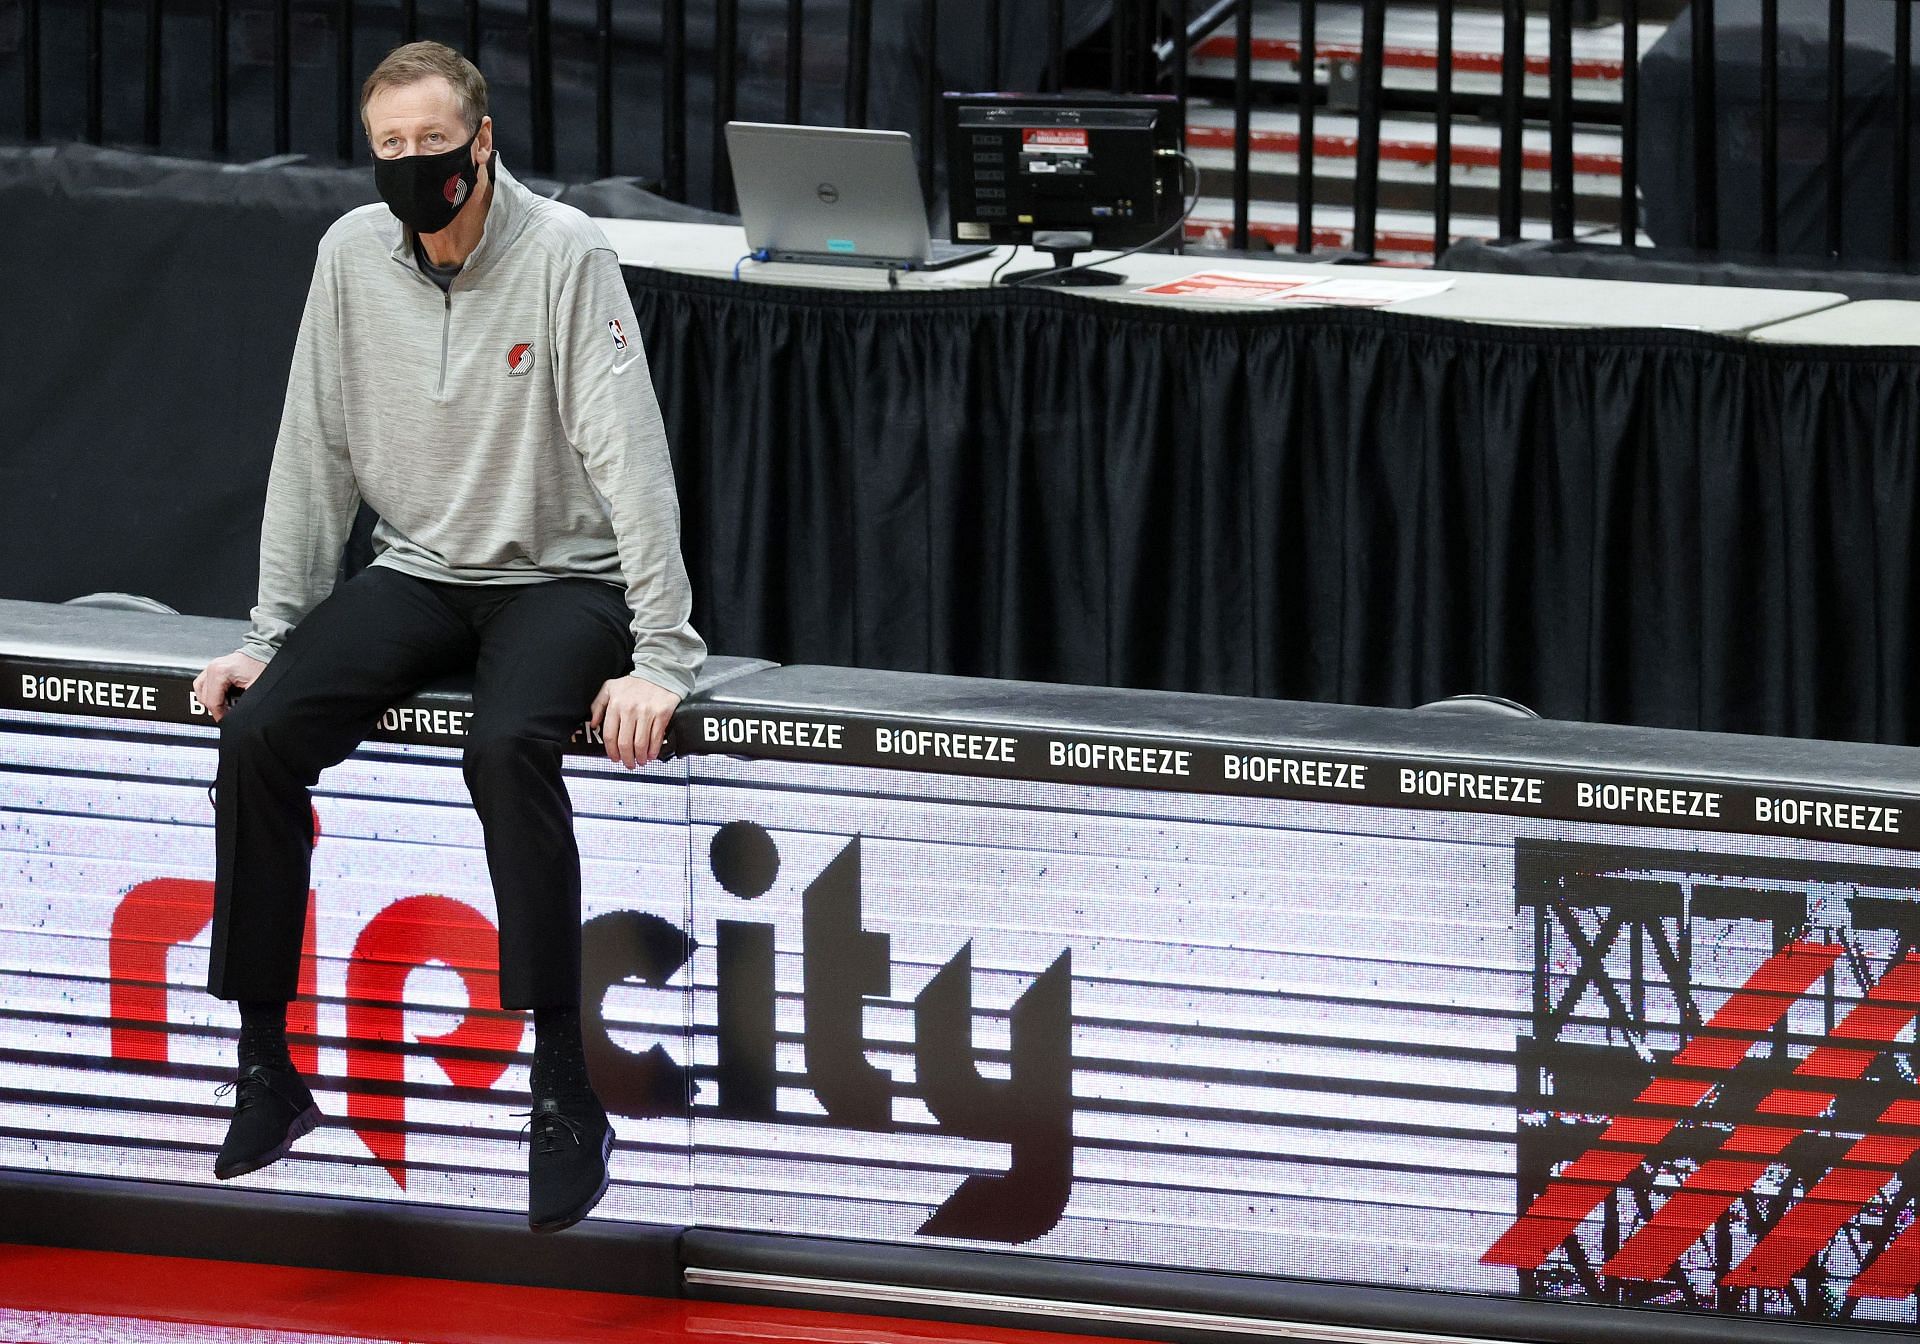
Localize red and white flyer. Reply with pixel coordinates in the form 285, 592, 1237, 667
1134, 271, 1322, 301
1274, 276, 1455, 307
1135, 271, 1455, 307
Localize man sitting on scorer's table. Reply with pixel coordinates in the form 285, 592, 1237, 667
191, 40, 703, 1233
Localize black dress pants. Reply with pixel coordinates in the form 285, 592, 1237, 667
207, 565, 634, 1010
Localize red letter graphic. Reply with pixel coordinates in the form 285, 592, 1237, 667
110, 878, 318, 1075
343, 895, 524, 1189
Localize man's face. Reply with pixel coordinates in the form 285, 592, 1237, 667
364, 76, 491, 164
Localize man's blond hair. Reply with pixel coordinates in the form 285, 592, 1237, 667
361, 41, 488, 135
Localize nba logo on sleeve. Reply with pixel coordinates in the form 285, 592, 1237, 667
608, 318, 628, 353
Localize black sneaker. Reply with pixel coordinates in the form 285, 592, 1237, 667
213, 1063, 322, 1180
518, 1093, 614, 1233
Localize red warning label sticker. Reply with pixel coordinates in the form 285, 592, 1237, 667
1021, 127, 1090, 153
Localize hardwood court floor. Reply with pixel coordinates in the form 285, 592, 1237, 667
0, 1245, 1133, 1344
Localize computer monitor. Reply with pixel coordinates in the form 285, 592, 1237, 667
944, 92, 1183, 286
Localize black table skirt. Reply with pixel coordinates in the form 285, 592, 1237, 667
629, 267, 1920, 746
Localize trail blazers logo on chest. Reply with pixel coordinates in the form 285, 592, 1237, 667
506, 343, 534, 377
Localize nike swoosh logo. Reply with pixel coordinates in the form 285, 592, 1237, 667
611, 354, 641, 375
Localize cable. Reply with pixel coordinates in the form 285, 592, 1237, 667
987, 247, 1019, 287
1001, 151, 1202, 289
732, 249, 769, 281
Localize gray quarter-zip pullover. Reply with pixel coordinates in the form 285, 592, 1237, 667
241, 158, 705, 697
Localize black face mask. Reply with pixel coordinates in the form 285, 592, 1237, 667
374, 133, 486, 236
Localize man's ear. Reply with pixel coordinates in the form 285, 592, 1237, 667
474, 115, 494, 164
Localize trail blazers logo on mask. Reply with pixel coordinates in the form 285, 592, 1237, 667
445, 173, 469, 207
506, 343, 534, 377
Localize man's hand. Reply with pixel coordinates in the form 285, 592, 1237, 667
590, 674, 682, 769
193, 651, 267, 724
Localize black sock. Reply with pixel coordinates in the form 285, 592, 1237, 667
530, 1006, 593, 1101
237, 1000, 293, 1071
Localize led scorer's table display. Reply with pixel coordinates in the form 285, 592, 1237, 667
2, 617, 1917, 1332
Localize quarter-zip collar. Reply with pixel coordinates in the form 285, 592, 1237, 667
386, 156, 536, 288
378, 158, 538, 401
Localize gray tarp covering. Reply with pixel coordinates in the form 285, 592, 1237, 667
1639, 0, 1920, 260
1438, 237, 1920, 300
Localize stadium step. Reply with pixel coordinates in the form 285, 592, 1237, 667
1174, 2, 1660, 258
1185, 104, 1624, 193
1181, 196, 1589, 265
1185, 1, 1664, 103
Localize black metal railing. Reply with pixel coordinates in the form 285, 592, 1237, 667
1168, 0, 1918, 265
3, 2, 1917, 268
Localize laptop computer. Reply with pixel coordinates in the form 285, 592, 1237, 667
724, 121, 997, 271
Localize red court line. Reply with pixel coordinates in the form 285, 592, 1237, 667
0, 1246, 1124, 1344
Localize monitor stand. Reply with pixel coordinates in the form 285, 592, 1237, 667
1001, 230, 1128, 287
